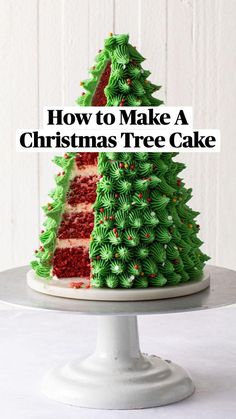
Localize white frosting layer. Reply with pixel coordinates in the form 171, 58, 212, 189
56, 238, 90, 249
71, 164, 98, 177
64, 203, 93, 213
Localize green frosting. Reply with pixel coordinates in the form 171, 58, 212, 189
106, 275, 119, 288
31, 153, 76, 278
85, 37, 210, 288
134, 277, 149, 288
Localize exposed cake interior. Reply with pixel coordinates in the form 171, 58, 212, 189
52, 153, 98, 279
91, 62, 111, 106
52, 63, 111, 280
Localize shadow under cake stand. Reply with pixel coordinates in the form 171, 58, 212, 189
0, 265, 236, 410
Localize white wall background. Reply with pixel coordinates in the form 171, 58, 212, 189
0, 0, 236, 272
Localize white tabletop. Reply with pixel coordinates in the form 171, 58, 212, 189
0, 305, 235, 418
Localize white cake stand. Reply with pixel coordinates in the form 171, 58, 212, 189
0, 265, 236, 410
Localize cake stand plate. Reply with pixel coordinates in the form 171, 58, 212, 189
0, 265, 236, 410
27, 269, 210, 301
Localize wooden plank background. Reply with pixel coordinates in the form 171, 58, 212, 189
0, 0, 236, 271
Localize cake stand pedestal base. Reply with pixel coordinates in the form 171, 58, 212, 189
42, 315, 194, 409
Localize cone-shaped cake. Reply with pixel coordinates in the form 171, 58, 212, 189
31, 33, 209, 289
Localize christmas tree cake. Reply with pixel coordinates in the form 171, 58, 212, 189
30, 33, 209, 291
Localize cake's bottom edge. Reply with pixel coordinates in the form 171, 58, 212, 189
26, 269, 210, 302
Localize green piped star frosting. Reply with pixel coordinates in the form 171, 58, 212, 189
31, 153, 76, 278
89, 152, 210, 288
82, 34, 209, 287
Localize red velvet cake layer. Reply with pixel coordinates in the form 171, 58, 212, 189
52, 247, 90, 278
92, 62, 111, 106
67, 175, 98, 206
75, 152, 98, 167
58, 212, 94, 239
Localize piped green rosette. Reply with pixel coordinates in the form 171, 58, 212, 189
75, 33, 209, 289
31, 153, 76, 278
